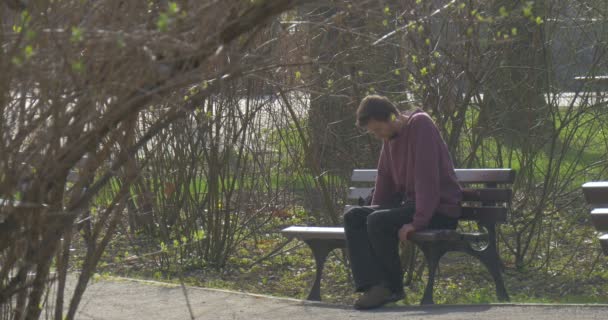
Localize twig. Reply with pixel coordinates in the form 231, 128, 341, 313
247, 238, 296, 270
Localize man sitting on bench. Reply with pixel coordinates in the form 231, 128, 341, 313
345, 95, 463, 309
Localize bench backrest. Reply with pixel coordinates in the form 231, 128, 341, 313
348, 169, 516, 225
582, 182, 608, 232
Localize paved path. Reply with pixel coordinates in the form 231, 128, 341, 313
70, 276, 608, 320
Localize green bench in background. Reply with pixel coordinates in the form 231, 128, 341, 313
582, 181, 608, 254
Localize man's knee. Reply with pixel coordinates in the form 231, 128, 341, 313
344, 207, 369, 228
366, 211, 385, 233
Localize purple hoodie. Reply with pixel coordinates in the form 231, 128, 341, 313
371, 109, 462, 230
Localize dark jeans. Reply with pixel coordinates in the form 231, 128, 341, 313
343, 205, 457, 294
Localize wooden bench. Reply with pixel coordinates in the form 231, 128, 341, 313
281, 168, 515, 304
582, 181, 608, 254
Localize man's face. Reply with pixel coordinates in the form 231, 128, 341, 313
364, 119, 395, 140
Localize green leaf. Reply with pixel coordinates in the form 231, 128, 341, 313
157, 13, 169, 32
394, 69, 401, 76
12, 56, 23, 66
467, 27, 474, 37
194, 230, 206, 241
535, 16, 544, 25
420, 67, 428, 76
26, 30, 36, 41
499, 6, 509, 18
71, 60, 84, 73
384, 6, 390, 15
511, 27, 518, 36
168, 2, 179, 14
24, 45, 34, 59
295, 71, 301, 80
116, 33, 126, 48
382, 19, 388, 27
20, 10, 30, 24
71, 27, 83, 43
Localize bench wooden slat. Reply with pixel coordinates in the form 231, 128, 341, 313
281, 226, 345, 240
348, 187, 373, 200
351, 169, 516, 184
460, 207, 507, 223
351, 169, 378, 182
591, 208, 608, 231
282, 226, 491, 243
454, 169, 516, 184
342, 205, 507, 223
462, 188, 512, 202
348, 187, 512, 203
410, 230, 489, 242
410, 230, 459, 241
582, 182, 608, 206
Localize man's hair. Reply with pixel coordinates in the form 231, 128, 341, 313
356, 95, 400, 127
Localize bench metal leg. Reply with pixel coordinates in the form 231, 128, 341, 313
303, 239, 342, 301
475, 225, 509, 302
418, 243, 447, 305
470, 248, 510, 302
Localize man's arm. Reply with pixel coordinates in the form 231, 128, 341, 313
371, 143, 395, 206
409, 115, 441, 231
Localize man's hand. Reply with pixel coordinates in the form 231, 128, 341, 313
398, 224, 416, 241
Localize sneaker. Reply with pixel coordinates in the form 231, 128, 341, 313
354, 285, 394, 310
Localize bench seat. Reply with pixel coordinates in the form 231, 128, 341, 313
282, 226, 489, 242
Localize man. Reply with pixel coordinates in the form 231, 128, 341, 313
344, 95, 462, 309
